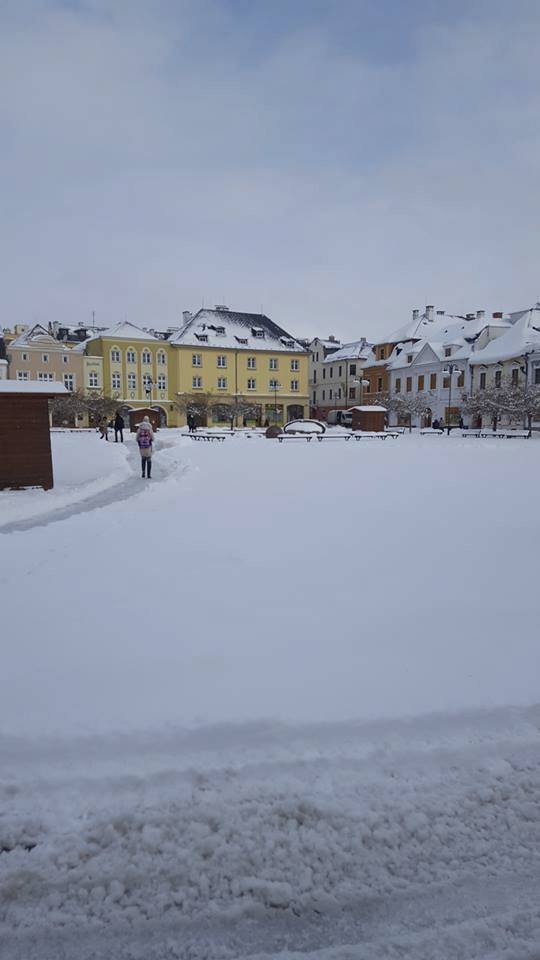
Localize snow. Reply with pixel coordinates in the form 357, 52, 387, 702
0, 431, 130, 524
170, 309, 307, 353
0, 380, 66, 394
469, 306, 540, 365
1, 433, 540, 958
86, 320, 161, 342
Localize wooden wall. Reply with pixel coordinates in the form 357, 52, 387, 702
0, 396, 54, 490
351, 408, 386, 433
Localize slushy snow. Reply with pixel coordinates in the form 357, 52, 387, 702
1, 430, 539, 959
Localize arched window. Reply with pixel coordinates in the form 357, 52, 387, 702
142, 350, 152, 364
111, 346, 121, 363
157, 350, 166, 366
126, 348, 136, 364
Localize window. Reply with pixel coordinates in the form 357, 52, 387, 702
142, 350, 152, 364
291, 380, 299, 392
364, 380, 371, 393
407, 354, 413, 364
443, 377, 450, 389
457, 371, 465, 388
217, 355, 227, 368
379, 347, 385, 360
41, 354, 49, 363
480, 372, 487, 390
495, 370, 502, 387
511, 368, 519, 387
157, 351, 166, 366
348, 387, 356, 399
316, 352, 319, 362
126, 349, 136, 364
313, 390, 316, 403
214, 326, 225, 335
64, 374, 74, 391
329, 367, 333, 378
217, 376, 227, 389
38, 372, 54, 381
269, 379, 279, 390
395, 378, 401, 393
329, 388, 333, 400
192, 354, 202, 367
157, 375, 166, 390
444, 347, 452, 357
247, 357, 256, 369
247, 378, 256, 390
128, 373, 136, 390
88, 371, 98, 388
192, 376, 202, 388
323, 368, 326, 379
111, 348, 121, 363
377, 377, 383, 392
430, 373, 437, 389
22, 352, 28, 361
112, 372, 121, 390
63, 355, 69, 364
17, 370, 29, 380
336, 387, 341, 399
535, 367, 540, 385
269, 358, 278, 370
338, 365, 342, 377
406, 377, 412, 392
291, 359, 299, 371
350, 364, 356, 375
143, 374, 152, 389
418, 375, 424, 391
252, 328, 264, 338
196, 334, 208, 342
322, 389, 326, 400
313, 370, 317, 383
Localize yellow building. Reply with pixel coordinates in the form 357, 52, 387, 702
85, 309, 309, 427
85, 321, 178, 425
169, 307, 309, 426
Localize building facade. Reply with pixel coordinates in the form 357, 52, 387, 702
5, 324, 104, 398
313, 340, 371, 420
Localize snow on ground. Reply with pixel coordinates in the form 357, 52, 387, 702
1, 432, 540, 958
0, 431, 130, 525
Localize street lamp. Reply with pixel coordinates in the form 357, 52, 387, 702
145, 377, 154, 404
271, 380, 281, 423
442, 364, 461, 435
352, 377, 370, 406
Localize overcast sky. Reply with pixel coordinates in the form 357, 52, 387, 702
2, 0, 540, 341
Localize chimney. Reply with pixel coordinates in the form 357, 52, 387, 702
182, 311, 192, 325
412, 309, 419, 321
492, 311, 503, 319
328, 335, 336, 342
426, 305, 434, 322
476, 310, 485, 321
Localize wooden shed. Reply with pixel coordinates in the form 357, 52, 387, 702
129, 408, 160, 433
0, 381, 67, 490
350, 405, 387, 433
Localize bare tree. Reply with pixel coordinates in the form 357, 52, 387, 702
174, 392, 214, 426
383, 392, 435, 432
49, 390, 120, 427
211, 397, 262, 429
463, 378, 540, 432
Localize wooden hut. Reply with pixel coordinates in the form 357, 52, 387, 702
129, 408, 160, 433
0, 381, 67, 490
350, 405, 387, 433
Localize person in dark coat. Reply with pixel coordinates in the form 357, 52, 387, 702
114, 411, 125, 443
187, 413, 196, 434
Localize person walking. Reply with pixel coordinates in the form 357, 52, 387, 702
98, 416, 109, 440
114, 410, 125, 443
187, 413, 196, 434
136, 416, 154, 478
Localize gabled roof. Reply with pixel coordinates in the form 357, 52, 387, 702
9, 324, 66, 349
170, 308, 307, 353
92, 321, 160, 343
469, 306, 540, 365
321, 340, 371, 364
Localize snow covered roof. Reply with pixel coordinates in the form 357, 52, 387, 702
92, 321, 161, 342
0, 380, 67, 395
385, 310, 508, 348
9, 323, 70, 350
469, 306, 540, 365
321, 340, 371, 363
170, 308, 307, 353
349, 405, 387, 412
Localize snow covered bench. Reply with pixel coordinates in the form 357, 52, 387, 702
190, 434, 227, 442
352, 432, 393, 440
420, 428, 444, 435
386, 427, 405, 435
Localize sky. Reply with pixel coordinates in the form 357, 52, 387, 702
1, 0, 540, 342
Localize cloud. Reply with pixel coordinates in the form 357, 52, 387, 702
1, 0, 540, 339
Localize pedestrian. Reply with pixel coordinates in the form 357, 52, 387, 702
98, 416, 109, 440
459, 415, 464, 429
432, 418, 439, 431
187, 413, 196, 434
136, 416, 154, 478
114, 410, 125, 443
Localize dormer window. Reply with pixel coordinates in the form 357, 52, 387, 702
252, 327, 264, 338
280, 337, 295, 347
214, 326, 225, 335
235, 337, 248, 345
196, 333, 208, 342
407, 354, 413, 363
444, 347, 452, 357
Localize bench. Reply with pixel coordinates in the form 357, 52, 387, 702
420, 429, 444, 435
277, 434, 315, 442
464, 429, 530, 439
352, 432, 392, 440
189, 434, 227, 442
386, 427, 405, 435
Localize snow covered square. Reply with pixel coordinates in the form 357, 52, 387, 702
1, 430, 540, 960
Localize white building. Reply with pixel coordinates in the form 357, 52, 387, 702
307, 337, 341, 415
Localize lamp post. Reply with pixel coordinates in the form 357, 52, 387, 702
145, 377, 154, 405
442, 364, 461, 435
352, 377, 370, 407
272, 380, 281, 423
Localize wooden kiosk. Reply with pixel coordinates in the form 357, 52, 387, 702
350, 405, 387, 433
0, 381, 67, 490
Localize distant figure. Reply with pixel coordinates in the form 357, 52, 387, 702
459, 415, 464, 429
114, 411, 125, 443
136, 416, 154, 478
98, 416, 109, 440
432, 418, 439, 431
187, 413, 196, 434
